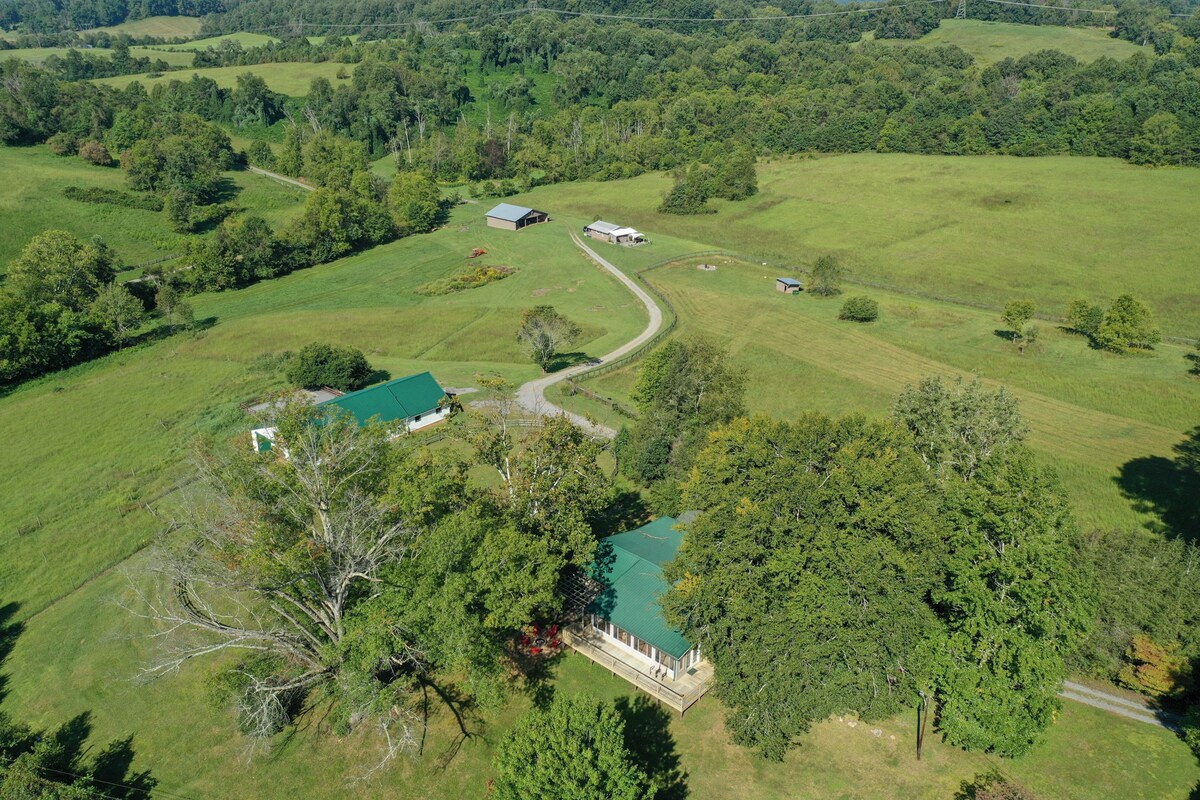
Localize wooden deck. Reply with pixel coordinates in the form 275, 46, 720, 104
562, 625, 713, 714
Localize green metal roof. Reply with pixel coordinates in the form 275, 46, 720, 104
587, 517, 692, 659
320, 372, 446, 426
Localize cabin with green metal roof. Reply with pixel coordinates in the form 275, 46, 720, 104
563, 517, 709, 701
250, 371, 450, 453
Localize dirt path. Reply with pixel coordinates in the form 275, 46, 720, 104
1061, 680, 1179, 729
248, 165, 315, 191
514, 230, 663, 438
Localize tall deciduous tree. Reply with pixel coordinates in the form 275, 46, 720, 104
894, 376, 1027, 481
285, 342, 373, 391
88, 283, 145, 349
516, 305, 581, 372
1096, 294, 1161, 352
491, 694, 650, 800
7, 230, 115, 310
386, 171, 442, 234
1001, 299, 1036, 353
663, 414, 943, 760
617, 337, 745, 485
133, 403, 548, 767
809, 254, 844, 297
930, 446, 1092, 756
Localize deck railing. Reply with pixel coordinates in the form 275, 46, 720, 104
562, 626, 710, 714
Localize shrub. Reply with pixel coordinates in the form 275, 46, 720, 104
247, 140, 276, 169
286, 342, 373, 391
416, 265, 515, 296
61, 185, 164, 211
78, 139, 113, 166
46, 131, 77, 156
839, 295, 879, 322
955, 771, 1038, 800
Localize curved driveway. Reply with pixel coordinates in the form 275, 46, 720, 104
514, 230, 663, 438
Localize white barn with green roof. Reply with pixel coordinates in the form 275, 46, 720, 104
251, 371, 450, 453
563, 516, 712, 712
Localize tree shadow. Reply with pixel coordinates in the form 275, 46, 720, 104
90, 735, 157, 799
365, 368, 392, 386
0, 601, 23, 704
1115, 426, 1200, 542
592, 489, 650, 538
546, 351, 597, 372
992, 329, 1018, 342
510, 644, 567, 711
614, 695, 688, 800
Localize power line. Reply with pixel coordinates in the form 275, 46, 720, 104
0, 752, 204, 800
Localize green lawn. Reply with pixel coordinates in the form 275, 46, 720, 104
0, 210, 647, 617
92, 61, 350, 96
873, 19, 1146, 64
150, 31, 280, 50
0, 146, 309, 272
82, 15, 203, 38
0, 45, 194, 66
517, 154, 1200, 337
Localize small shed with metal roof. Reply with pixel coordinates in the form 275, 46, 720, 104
485, 203, 549, 231
776, 277, 802, 294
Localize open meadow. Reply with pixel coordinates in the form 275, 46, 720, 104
0, 147, 309, 273
520, 154, 1200, 337
871, 19, 1146, 63
0, 208, 647, 618
92, 60, 350, 95
150, 31, 280, 50
0, 45, 195, 66
82, 15, 203, 38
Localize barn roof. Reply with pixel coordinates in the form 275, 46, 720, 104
321, 372, 446, 426
585, 220, 621, 234
611, 227, 642, 238
777, 277, 802, 287
486, 203, 541, 222
585, 517, 692, 658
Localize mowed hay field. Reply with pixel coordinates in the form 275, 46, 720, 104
92, 61, 350, 95
874, 19, 1146, 63
151, 31, 279, 50
522, 154, 1200, 337
0, 210, 647, 617
0, 147, 310, 271
552, 251, 1200, 530
83, 15, 203, 37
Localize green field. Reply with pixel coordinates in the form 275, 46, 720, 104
519, 154, 1200, 337
2, 150, 1199, 799
83, 15, 203, 38
0, 147, 308, 272
0, 45, 194, 66
874, 19, 1146, 63
92, 61, 350, 95
2, 570, 1194, 800
151, 31, 280, 50
0, 211, 647, 617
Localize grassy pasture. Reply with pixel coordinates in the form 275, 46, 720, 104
553, 250, 1200, 530
0, 45, 194, 66
872, 19, 1145, 64
92, 60, 349, 95
0, 147, 308, 273
2, 573, 1195, 800
83, 15, 203, 38
150, 31, 279, 50
0, 210, 647, 617
519, 154, 1200, 337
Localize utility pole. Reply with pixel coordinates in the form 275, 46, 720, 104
916, 691, 930, 761
956, 0, 967, 19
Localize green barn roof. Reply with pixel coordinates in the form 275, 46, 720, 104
320, 371, 446, 426
587, 517, 692, 659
